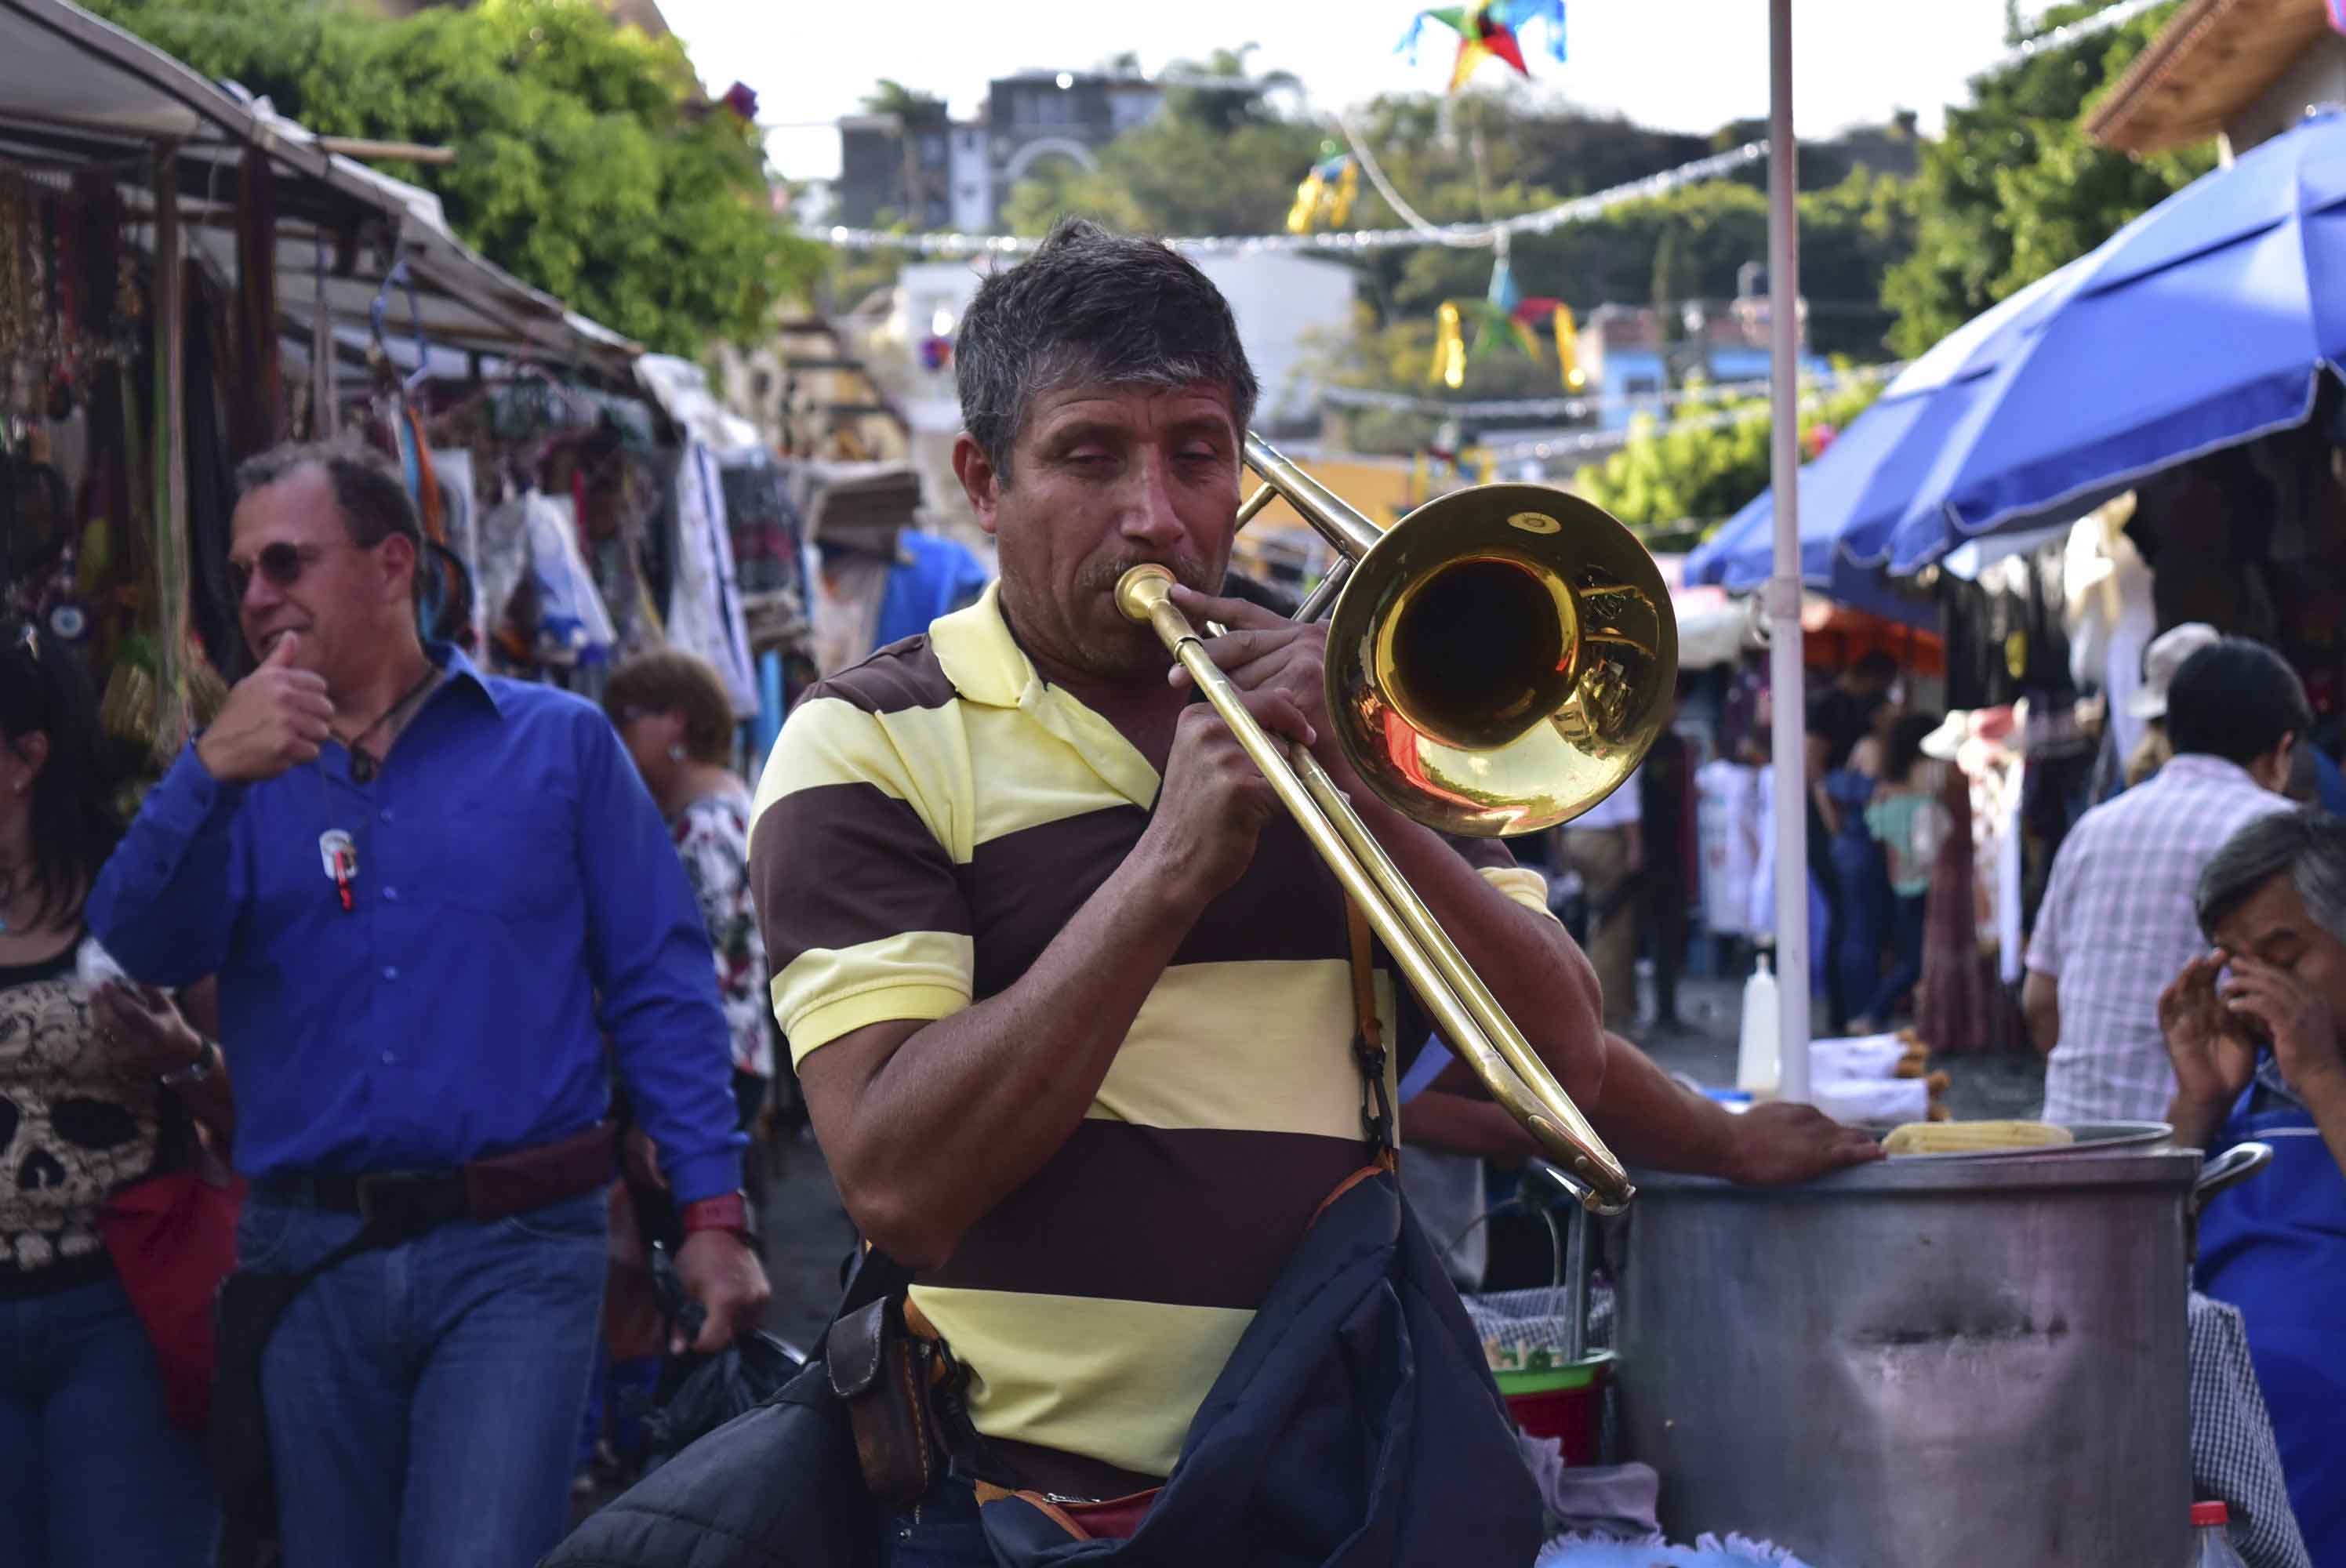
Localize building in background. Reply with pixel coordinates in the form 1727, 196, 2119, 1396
835, 69, 1166, 231
1579, 291, 1826, 433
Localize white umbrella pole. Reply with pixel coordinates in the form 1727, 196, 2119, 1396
1767, 0, 1814, 1102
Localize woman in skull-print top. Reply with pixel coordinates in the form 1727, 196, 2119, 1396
0, 621, 222, 1566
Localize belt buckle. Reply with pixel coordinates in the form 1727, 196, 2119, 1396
354, 1171, 434, 1232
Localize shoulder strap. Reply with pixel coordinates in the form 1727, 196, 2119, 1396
1345, 898, 1396, 1158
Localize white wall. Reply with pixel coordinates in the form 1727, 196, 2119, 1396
1194, 253, 1357, 428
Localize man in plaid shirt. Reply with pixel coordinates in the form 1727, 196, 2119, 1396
2025, 638, 2305, 1123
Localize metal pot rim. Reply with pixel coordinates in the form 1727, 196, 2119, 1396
1629, 1140, 2206, 1196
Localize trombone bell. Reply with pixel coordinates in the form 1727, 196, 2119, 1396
1326, 483, 1676, 839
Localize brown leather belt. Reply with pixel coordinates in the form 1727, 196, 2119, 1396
251, 1122, 617, 1232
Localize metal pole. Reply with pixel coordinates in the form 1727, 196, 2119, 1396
1767, 0, 1814, 1102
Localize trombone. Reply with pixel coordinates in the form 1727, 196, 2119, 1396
1115, 434, 1676, 1214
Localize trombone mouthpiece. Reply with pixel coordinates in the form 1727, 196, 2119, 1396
1115, 564, 1177, 623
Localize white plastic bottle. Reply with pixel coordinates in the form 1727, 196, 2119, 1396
1736, 953, 1781, 1096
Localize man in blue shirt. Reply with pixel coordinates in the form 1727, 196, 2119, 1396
89, 445, 768, 1568
2164, 807, 2346, 1566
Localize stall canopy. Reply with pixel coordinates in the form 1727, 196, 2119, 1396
0, 0, 640, 383
1690, 107, 2346, 608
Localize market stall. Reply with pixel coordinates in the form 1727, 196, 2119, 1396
0, 0, 806, 785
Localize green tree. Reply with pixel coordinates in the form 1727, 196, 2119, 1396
1569, 371, 1888, 531
89, 0, 824, 354
1883, 0, 2213, 357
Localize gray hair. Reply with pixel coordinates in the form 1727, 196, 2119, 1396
234, 441, 422, 550
953, 216, 1259, 481
2195, 807, 2346, 944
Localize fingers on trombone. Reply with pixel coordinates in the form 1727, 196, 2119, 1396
1233, 685, 1315, 749
1170, 583, 1284, 631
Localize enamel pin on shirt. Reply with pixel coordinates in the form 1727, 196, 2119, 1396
319, 829, 358, 913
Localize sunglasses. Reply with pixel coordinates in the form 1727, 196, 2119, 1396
224, 539, 358, 603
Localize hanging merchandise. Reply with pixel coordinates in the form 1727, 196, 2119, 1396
521, 490, 617, 669
1398, 0, 1567, 93
1286, 143, 1362, 235
472, 486, 616, 673
666, 441, 758, 718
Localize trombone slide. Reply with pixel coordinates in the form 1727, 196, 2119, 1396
1116, 564, 1633, 1214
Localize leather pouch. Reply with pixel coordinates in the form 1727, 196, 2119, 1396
826, 1295, 937, 1508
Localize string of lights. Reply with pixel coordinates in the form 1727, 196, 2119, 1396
1320, 361, 1905, 421
802, 139, 1768, 256
1985, 0, 2174, 75
1478, 368, 1894, 466
800, 0, 2170, 260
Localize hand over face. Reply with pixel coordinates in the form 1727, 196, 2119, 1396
674, 1229, 772, 1354
196, 632, 334, 783
89, 982, 205, 1078
2159, 951, 2260, 1112
2222, 953, 2344, 1094
1723, 1101, 1885, 1186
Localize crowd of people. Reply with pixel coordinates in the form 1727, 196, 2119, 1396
0, 444, 779, 1567
1799, 652, 1950, 1037
2, 213, 2341, 1568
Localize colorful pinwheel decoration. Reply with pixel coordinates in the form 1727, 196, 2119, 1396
1398, 1, 1567, 94
1287, 142, 1362, 235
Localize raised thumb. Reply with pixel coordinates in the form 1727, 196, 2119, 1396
263, 630, 300, 667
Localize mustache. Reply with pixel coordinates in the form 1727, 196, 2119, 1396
1079, 549, 1216, 601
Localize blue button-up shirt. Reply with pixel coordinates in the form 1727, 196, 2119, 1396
88, 646, 745, 1203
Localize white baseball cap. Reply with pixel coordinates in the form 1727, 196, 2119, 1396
2126, 622, 2222, 720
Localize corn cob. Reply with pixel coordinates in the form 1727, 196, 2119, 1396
1881, 1120, 2074, 1155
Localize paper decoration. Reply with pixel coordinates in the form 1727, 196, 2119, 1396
1287, 144, 1363, 234
1399, 1, 1567, 94
1427, 254, 1556, 389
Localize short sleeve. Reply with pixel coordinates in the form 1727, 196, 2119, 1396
1449, 834, 1553, 920
750, 695, 974, 1064
2026, 832, 2074, 978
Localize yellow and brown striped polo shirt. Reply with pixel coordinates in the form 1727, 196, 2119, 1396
750, 583, 1546, 1481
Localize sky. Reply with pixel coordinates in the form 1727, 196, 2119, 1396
661, 0, 2028, 191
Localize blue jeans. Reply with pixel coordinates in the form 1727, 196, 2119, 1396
1829, 831, 1893, 1025
1859, 891, 1930, 1025
238, 1189, 608, 1568
881, 1474, 995, 1566
0, 1272, 218, 1567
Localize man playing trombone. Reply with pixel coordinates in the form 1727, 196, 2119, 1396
750, 218, 1870, 1564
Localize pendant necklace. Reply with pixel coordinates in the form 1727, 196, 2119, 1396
345, 665, 441, 786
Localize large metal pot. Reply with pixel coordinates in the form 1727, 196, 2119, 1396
1612, 1135, 2268, 1568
